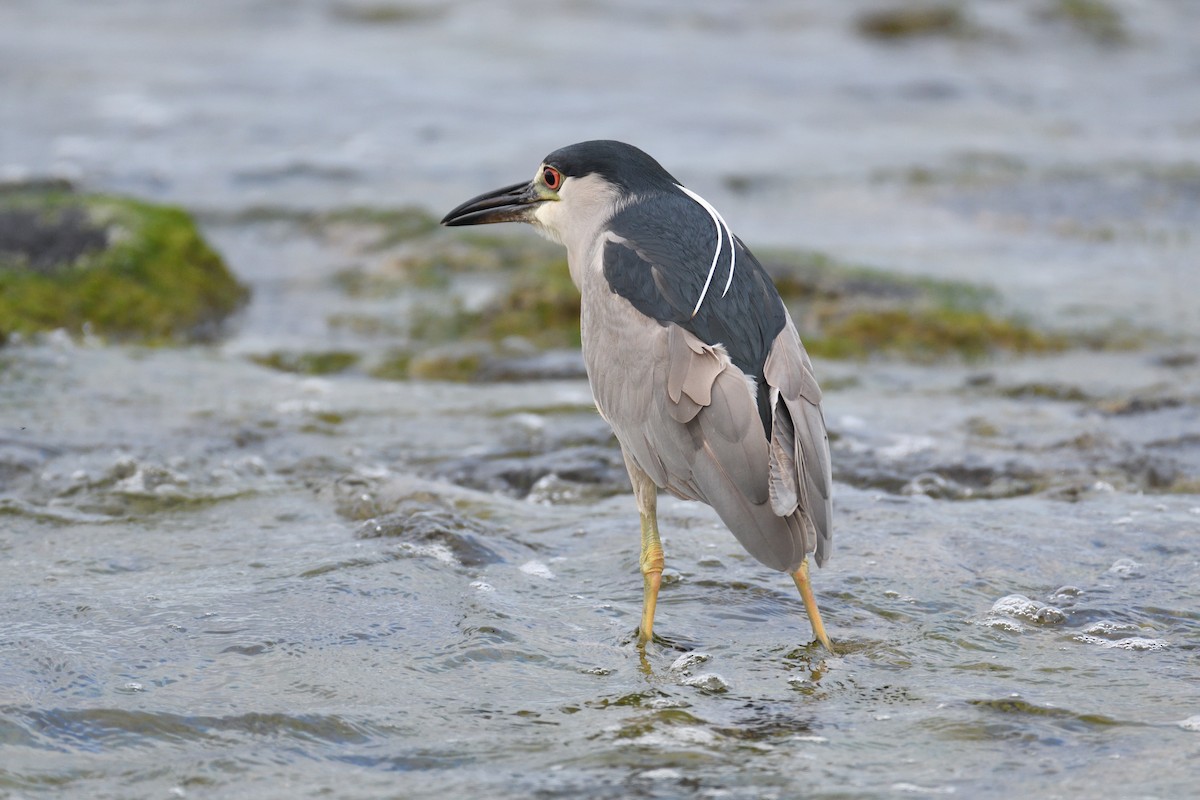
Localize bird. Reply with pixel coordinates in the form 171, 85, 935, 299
441, 140, 834, 651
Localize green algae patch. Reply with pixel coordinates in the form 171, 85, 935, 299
382, 255, 581, 359
1043, 0, 1128, 45
763, 249, 998, 312
250, 350, 360, 375
760, 250, 1062, 361
459, 257, 581, 348
368, 347, 484, 382
329, 2, 447, 25
0, 187, 247, 342
856, 5, 967, 40
807, 308, 1063, 361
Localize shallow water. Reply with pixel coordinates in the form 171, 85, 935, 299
3, 340, 1199, 799
2, 343, 1199, 798
3, 1, 1200, 798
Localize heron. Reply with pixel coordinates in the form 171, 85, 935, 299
441, 140, 833, 651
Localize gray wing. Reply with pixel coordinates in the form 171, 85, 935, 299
585, 197, 833, 573
763, 319, 833, 566
589, 309, 826, 574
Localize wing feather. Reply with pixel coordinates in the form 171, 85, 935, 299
586, 193, 834, 573
763, 320, 833, 566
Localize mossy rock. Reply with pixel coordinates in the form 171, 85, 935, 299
0, 185, 248, 342
806, 308, 1064, 361
249, 350, 360, 375
856, 5, 966, 40
395, 255, 581, 350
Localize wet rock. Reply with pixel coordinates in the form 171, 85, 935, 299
111, 464, 191, 498
0, 203, 107, 272
0, 184, 247, 342
356, 498, 503, 567
1116, 453, 1180, 490
669, 652, 712, 673
680, 673, 730, 693
250, 350, 360, 375
475, 350, 587, 382
1155, 352, 1197, 369
839, 437, 1044, 500
1001, 382, 1091, 402
434, 445, 628, 500
2, 450, 271, 521
375, 342, 586, 383
1099, 394, 1184, 415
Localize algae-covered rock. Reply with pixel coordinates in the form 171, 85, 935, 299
0, 185, 248, 342
856, 5, 967, 40
250, 350, 360, 375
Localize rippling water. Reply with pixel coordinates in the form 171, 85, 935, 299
3, 339, 1198, 798
3, 1, 1200, 798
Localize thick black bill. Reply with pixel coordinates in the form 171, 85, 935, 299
440, 180, 541, 226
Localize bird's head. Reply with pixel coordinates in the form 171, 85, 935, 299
440, 140, 680, 247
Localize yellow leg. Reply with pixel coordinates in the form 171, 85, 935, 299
623, 451, 663, 646
792, 559, 834, 653
638, 503, 664, 646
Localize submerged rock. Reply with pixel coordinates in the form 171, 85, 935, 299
0, 183, 247, 342
355, 498, 504, 567
474, 350, 587, 382
434, 445, 628, 500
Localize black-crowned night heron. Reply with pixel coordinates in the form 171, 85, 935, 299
441, 140, 833, 651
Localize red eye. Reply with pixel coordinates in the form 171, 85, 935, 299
542, 166, 562, 190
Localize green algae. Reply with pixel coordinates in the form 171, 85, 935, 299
459, 257, 581, 348
375, 348, 482, 382
856, 5, 967, 40
756, 250, 1064, 361
1044, 0, 1128, 45
0, 187, 247, 342
762, 249, 998, 311
1001, 382, 1092, 402
806, 308, 1063, 361
329, 2, 446, 25
250, 350, 360, 375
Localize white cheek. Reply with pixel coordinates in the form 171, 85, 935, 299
532, 202, 565, 244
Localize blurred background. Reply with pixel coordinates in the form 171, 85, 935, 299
4, 0, 1198, 331
2, 2, 1199, 799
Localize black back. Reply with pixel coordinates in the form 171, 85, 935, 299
602, 189, 788, 436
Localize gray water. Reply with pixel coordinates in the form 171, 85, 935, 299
3, 2, 1200, 798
